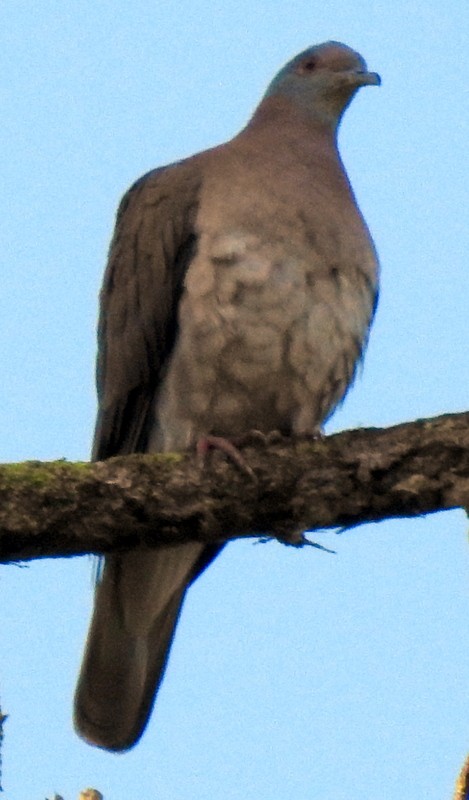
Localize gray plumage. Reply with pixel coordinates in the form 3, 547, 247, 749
74, 41, 380, 751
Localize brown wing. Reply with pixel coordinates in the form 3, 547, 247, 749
92, 160, 202, 460
76, 158, 225, 751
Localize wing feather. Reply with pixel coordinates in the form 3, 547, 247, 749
92, 161, 201, 459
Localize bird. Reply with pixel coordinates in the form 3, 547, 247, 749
74, 41, 381, 752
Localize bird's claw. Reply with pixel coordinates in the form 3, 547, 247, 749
196, 435, 257, 480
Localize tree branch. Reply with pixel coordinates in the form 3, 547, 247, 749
1, 411, 468, 563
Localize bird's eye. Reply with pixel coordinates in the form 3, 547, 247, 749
298, 58, 317, 74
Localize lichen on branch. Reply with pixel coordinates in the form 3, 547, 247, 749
0, 412, 468, 563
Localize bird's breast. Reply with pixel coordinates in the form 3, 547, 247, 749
154, 226, 377, 446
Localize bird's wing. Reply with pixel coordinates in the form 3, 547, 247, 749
75, 157, 224, 751
92, 160, 202, 460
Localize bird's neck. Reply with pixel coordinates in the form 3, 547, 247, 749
231, 93, 357, 209
236, 94, 345, 180
243, 94, 341, 144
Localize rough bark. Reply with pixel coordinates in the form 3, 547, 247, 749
0, 411, 468, 563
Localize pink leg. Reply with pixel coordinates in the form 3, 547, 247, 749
196, 435, 256, 480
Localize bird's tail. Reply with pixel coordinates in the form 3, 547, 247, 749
74, 542, 204, 751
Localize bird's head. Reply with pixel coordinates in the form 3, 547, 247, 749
264, 41, 381, 129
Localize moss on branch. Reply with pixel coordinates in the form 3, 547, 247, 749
0, 411, 468, 563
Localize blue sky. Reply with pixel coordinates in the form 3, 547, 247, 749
1, 2, 469, 798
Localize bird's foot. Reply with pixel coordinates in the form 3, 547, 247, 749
196, 435, 256, 480
231, 429, 284, 447
297, 426, 325, 442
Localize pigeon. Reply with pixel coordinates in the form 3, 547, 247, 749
74, 40, 380, 751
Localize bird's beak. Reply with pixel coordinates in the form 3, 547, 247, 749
355, 70, 381, 87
